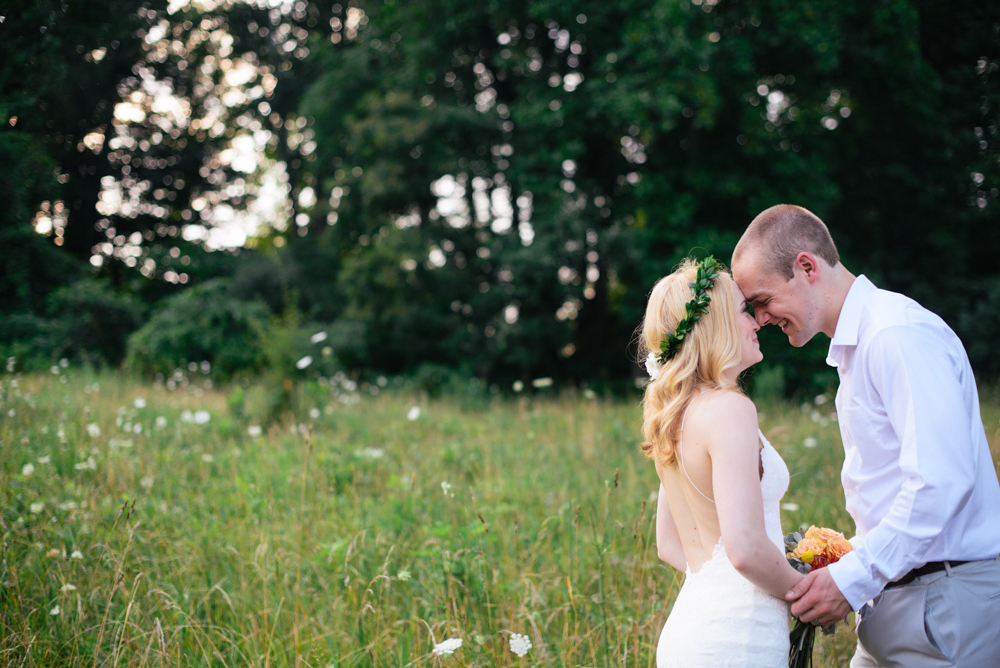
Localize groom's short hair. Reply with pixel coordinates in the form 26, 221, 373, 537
733, 204, 840, 280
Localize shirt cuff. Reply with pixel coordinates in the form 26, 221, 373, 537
826, 552, 881, 611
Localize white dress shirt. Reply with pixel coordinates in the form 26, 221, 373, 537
824, 275, 1000, 610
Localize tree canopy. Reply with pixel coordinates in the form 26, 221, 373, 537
2, 0, 998, 391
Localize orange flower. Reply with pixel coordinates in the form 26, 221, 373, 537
803, 526, 839, 550
790, 526, 853, 567
791, 538, 825, 561
826, 535, 853, 563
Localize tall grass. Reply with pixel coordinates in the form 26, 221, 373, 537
2, 372, 997, 667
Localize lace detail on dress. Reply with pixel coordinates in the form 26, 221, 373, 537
656, 428, 791, 668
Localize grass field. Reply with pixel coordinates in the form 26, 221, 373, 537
2, 371, 999, 667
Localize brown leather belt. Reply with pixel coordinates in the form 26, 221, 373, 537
885, 560, 970, 589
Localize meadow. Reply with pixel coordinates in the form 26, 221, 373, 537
3, 371, 999, 667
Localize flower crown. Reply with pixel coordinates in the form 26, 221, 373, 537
645, 256, 723, 380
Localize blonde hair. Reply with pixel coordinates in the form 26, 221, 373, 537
639, 259, 744, 466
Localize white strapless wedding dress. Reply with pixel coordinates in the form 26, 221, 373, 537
655, 430, 791, 668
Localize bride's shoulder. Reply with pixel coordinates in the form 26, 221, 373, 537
698, 389, 756, 414
691, 390, 758, 433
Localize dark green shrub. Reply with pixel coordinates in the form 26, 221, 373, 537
46, 279, 147, 365
0, 279, 145, 370
125, 279, 270, 379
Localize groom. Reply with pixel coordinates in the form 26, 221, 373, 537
732, 204, 1000, 667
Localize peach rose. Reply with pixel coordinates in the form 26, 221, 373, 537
803, 526, 840, 550
826, 535, 853, 563
792, 538, 825, 561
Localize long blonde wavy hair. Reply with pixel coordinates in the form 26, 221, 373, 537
639, 258, 744, 466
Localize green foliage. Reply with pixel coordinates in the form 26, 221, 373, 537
46, 279, 147, 365
3, 0, 1000, 394
125, 279, 270, 379
658, 256, 722, 363
0, 279, 145, 369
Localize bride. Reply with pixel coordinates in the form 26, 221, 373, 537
640, 257, 804, 667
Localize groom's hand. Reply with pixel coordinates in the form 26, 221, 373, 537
786, 568, 852, 627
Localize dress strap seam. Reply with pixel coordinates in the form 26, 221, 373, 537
679, 400, 716, 504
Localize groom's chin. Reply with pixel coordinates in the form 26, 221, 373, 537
787, 331, 814, 348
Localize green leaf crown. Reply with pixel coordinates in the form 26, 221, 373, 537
658, 256, 723, 364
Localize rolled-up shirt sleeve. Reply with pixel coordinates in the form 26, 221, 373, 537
827, 325, 977, 609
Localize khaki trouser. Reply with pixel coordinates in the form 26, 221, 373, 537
851, 557, 1000, 668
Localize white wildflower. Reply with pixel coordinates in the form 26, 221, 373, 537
180, 410, 194, 423
46, 548, 61, 558
432, 638, 463, 656
86, 423, 101, 438
356, 447, 384, 459
396, 569, 411, 581
193, 410, 210, 425
50, 605, 60, 616
132, 423, 142, 434
59, 357, 68, 368
155, 416, 168, 429
30, 502, 45, 514
21, 463, 34, 476
140, 476, 154, 490
407, 406, 421, 421
201, 454, 214, 463
134, 398, 146, 408
309, 407, 321, 419
70, 550, 83, 560
37, 455, 51, 464
310, 331, 328, 344
509, 633, 532, 658
803, 437, 818, 448
512, 380, 524, 393
60, 583, 77, 592
644, 351, 663, 381
441, 481, 452, 495
247, 425, 262, 438
781, 503, 800, 512
296, 355, 313, 369
532, 377, 553, 388
58, 501, 78, 511
74, 456, 97, 471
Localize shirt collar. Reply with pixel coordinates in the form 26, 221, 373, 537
826, 275, 876, 368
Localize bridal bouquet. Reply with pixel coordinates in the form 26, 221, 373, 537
785, 526, 853, 668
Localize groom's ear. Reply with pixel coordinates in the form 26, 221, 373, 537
794, 252, 821, 284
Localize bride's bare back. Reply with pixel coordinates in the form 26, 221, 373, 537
654, 390, 796, 595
